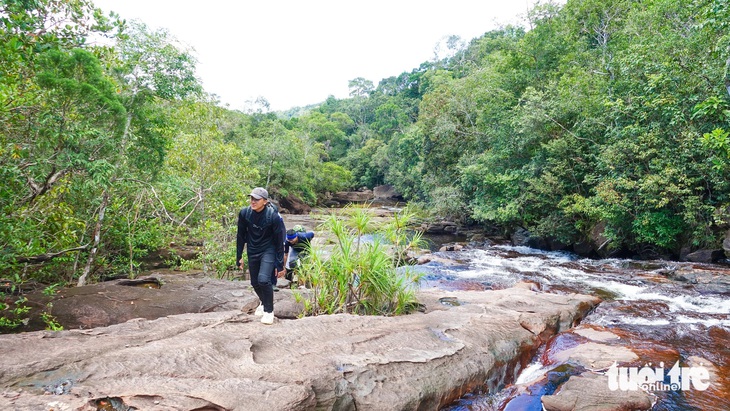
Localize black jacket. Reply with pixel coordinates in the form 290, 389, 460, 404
236, 203, 285, 270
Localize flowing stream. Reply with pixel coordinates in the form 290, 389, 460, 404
413, 242, 730, 411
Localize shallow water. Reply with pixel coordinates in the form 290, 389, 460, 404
419, 244, 730, 411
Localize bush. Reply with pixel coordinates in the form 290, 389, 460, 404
296, 205, 424, 316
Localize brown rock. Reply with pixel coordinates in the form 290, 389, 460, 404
541, 373, 653, 411
373, 184, 403, 202
278, 195, 312, 214
589, 221, 619, 258
572, 326, 622, 343
21, 274, 261, 331
330, 190, 374, 204
684, 249, 725, 263
550, 342, 639, 370
0, 286, 599, 411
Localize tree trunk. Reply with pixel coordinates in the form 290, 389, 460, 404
78, 190, 110, 287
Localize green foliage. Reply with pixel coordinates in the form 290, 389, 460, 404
40, 284, 64, 331
701, 128, 730, 171
381, 206, 428, 267
0, 295, 31, 332
179, 219, 238, 279
1, 40, 126, 280
298, 111, 352, 159
5, 0, 730, 298
632, 210, 684, 249
113, 19, 201, 101
341, 138, 386, 187
312, 162, 353, 194
103, 190, 169, 277
406, 0, 730, 255
41, 309, 64, 331
296, 207, 422, 316
0, 274, 31, 332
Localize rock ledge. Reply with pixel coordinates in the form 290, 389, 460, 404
0, 284, 599, 411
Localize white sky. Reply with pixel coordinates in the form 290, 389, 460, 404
92, 0, 539, 112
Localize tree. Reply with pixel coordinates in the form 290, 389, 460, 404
1, 46, 125, 280
110, 19, 201, 173
159, 99, 258, 275
348, 77, 374, 98
75, 19, 203, 285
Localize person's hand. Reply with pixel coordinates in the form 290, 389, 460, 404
238, 259, 244, 270
276, 268, 286, 278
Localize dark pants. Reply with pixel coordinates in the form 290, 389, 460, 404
248, 248, 275, 313
271, 266, 278, 287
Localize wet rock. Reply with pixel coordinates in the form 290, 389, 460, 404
571, 240, 595, 258
656, 265, 730, 294
278, 195, 311, 214
416, 253, 433, 264
511, 227, 530, 246
439, 243, 465, 252
572, 327, 622, 343
511, 227, 549, 250
546, 237, 571, 252
423, 221, 459, 234
0, 286, 599, 411
330, 189, 374, 204
541, 372, 653, 411
589, 221, 621, 258
684, 249, 726, 263
514, 281, 541, 292
550, 341, 638, 370
416, 253, 458, 266
499, 363, 585, 410
684, 355, 723, 406
372, 185, 404, 202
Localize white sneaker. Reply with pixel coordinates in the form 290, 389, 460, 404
254, 304, 264, 316
261, 312, 274, 325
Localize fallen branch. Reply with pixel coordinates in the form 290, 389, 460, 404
15, 244, 90, 264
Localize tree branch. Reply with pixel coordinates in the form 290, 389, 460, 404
24, 167, 69, 205
15, 244, 90, 264
125, 178, 179, 224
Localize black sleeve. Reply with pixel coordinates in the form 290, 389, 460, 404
274, 213, 285, 270
236, 208, 248, 264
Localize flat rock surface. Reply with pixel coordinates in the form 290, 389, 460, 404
550, 341, 639, 370
541, 372, 654, 411
0, 278, 599, 411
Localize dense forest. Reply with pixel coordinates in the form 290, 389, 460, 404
2, 0, 730, 296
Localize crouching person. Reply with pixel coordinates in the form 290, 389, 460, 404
284, 225, 314, 283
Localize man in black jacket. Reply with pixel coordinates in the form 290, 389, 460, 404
236, 187, 285, 325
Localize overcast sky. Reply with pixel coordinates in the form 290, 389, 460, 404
92, 0, 541, 111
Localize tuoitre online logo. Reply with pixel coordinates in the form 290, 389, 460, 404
607, 361, 711, 392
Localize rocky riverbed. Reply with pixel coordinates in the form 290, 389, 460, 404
0, 274, 600, 411
4, 205, 707, 410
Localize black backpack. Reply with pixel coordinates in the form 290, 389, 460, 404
243, 203, 277, 229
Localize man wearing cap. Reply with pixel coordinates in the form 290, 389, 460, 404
284, 226, 315, 282
236, 187, 286, 325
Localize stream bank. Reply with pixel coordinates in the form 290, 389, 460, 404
0, 280, 598, 410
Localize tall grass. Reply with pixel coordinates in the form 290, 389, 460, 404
296, 205, 425, 316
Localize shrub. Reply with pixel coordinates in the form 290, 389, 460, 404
296, 205, 424, 316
